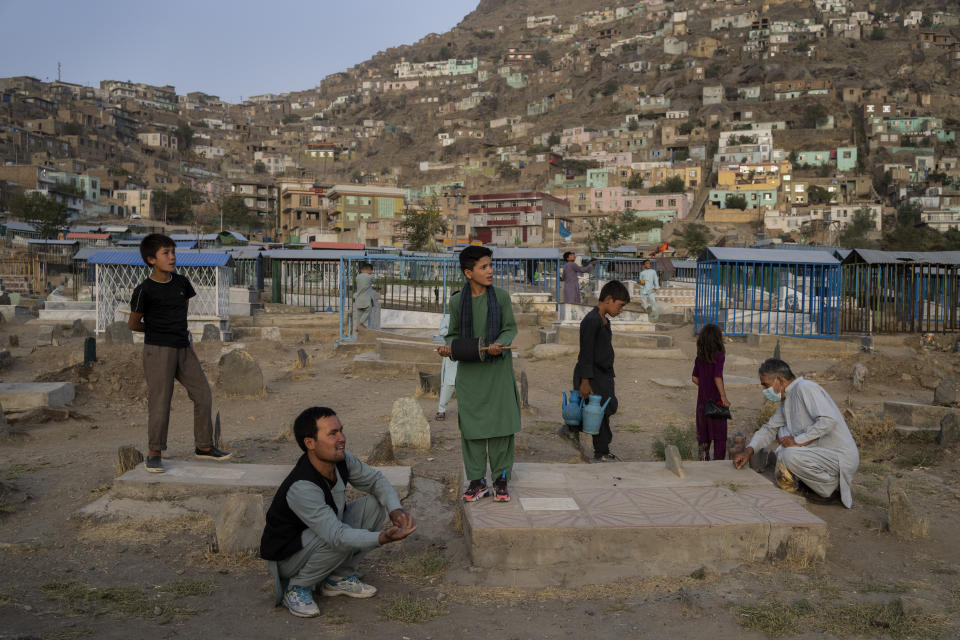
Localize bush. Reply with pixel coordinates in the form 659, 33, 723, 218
651, 424, 698, 460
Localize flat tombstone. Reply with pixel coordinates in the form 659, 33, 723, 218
262, 327, 281, 341
105, 321, 134, 344
215, 494, 266, 554
665, 444, 685, 478
218, 350, 265, 397
201, 324, 221, 342
389, 396, 431, 449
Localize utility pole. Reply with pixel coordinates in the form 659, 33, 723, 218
57, 62, 61, 82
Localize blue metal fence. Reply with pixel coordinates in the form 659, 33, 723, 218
695, 248, 841, 339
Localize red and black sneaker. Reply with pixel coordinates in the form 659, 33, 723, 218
462, 478, 490, 502
492, 479, 510, 502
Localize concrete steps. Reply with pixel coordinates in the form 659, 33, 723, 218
555, 325, 672, 348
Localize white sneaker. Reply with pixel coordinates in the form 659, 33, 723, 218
283, 585, 320, 617
321, 575, 378, 599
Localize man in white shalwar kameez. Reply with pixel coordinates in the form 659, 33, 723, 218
734, 359, 859, 508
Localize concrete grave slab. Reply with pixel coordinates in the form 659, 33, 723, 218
651, 375, 757, 389
462, 461, 826, 586
113, 460, 411, 501
0, 382, 75, 412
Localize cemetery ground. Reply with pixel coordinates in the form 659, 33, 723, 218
0, 314, 959, 640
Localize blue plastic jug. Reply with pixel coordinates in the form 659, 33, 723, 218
581, 394, 611, 435
561, 390, 583, 426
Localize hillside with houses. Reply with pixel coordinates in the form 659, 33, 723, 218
1, 0, 959, 255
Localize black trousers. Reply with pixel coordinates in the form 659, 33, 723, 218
572, 372, 617, 457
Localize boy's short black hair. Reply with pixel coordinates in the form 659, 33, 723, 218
358, 261, 373, 271
293, 406, 338, 452
563, 251, 575, 260
139, 233, 176, 264
599, 279, 630, 304
459, 245, 493, 275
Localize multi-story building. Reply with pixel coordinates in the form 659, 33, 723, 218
137, 130, 179, 151
709, 161, 792, 210
468, 191, 571, 245
591, 188, 692, 221
232, 179, 278, 219
113, 189, 154, 219
278, 178, 329, 243
327, 184, 406, 247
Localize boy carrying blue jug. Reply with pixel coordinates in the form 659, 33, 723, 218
562, 280, 630, 462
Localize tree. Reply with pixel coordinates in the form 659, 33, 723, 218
438, 46, 453, 60
600, 80, 619, 96
802, 103, 829, 129
587, 210, 662, 253
627, 173, 645, 189
281, 113, 300, 124
533, 49, 551, 67
649, 176, 686, 194
10, 192, 68, 238
838, 207, 877, 249
496, 161, 521, 181
807, 185, 832, 204
220, 195, 257, 232
152, 186, 197, 223
725, 194, 748, 210
253, 160, 267, 174
546, 132, 561, 147
175, 121, 194, 151
673, 223, 713, 257
880, 201, 944, 251
628, 119, 640, 131
399, 201, 447, 252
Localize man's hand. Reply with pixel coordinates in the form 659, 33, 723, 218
486, 342, 503, 357
389, 508, 414, 530
779, 436, 800, 448
579, 378, 592, 397
733, 446, 754, 469
437, 345, 451, 358
378, 510, 417, 545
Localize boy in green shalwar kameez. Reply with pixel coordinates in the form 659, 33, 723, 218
437, 246, 521, 503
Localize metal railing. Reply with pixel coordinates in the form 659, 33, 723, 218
695, 259, 841, 339
840, 262, 960, 333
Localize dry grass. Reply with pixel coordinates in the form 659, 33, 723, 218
442, 574, 713, 606
77, 514, 214, 545
39, 579, 209, 620
738, 598, 949, 639
187, 546, 262, 573
378, 594, 444, 623
780, 532, 825, 570
651, 424, 698, 460
843, 408, 895, 448
393, 549, 449, 581
756, 401, 778, 428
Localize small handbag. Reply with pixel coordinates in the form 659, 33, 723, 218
703, 401, 732, 420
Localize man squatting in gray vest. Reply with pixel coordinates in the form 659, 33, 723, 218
260, 406, 416, 618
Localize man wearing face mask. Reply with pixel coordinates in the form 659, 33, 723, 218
733, 358, 859, 508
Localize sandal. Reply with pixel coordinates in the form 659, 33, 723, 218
435, 412, 446, 421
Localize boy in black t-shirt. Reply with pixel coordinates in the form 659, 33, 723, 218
129, 234, 231, 473
567, 280, 630, 462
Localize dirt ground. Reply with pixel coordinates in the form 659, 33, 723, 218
1, 315, 959, 640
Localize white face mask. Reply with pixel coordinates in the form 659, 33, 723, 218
762, 385, 781, 403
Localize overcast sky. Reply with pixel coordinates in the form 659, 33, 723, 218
0, 0, 479, 102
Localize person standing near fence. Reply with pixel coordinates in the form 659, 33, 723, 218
637, 259, 660, 320
352, 262, 377, 335
692, 323, 730, 461
435, 310, 458, 421
561, 252, 597, 304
